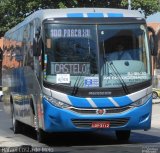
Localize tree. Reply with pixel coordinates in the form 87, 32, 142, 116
69, 0, 122, 8
62, 0, 160, 13
121, 0, 160, 17
0, 0, 159, 37
0, 0, 65, 37
0, 0, 40, 36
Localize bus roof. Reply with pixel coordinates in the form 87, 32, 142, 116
5, 8, 145, 36
26, 8, 145, 20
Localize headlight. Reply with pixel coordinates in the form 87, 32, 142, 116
45, 96, 71, 109
131, 93, 152, 107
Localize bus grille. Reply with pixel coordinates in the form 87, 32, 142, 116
69, 106, 132, 115
72, 118, 129, 128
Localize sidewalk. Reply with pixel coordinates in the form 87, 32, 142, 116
151, 103, 160, 129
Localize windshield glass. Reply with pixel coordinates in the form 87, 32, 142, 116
44, 24, 99, 88
98, 24, 151, 87
43, 23, 151, 88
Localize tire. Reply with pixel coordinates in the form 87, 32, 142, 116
152, 92, 158, 99
37, 129, 46, 143
116, 130, 131, 141
11, 104, 22, 134
0, 95, 3, 102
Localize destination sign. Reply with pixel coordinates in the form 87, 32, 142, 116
50, 29, 91, 38
51, 62, 90, 75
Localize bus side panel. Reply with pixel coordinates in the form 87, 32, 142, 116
21, 66, 43, 128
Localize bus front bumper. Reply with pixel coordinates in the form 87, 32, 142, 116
42, 98, 152, 132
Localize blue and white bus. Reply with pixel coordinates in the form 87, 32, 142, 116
2, 8, 157, 142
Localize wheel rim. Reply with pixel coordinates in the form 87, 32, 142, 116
153, 92, 158, 99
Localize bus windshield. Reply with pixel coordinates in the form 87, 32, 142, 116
43, 23, 151, 88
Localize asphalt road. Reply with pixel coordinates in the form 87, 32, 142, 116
0, 102, 160, 153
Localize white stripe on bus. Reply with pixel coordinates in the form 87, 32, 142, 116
108, 97, 120, 107
86, 98, 97, 108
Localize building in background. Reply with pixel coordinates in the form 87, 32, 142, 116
147, 12, 160, 88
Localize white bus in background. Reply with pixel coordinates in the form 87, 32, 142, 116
2, 8, 157, 142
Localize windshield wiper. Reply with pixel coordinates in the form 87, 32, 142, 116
108, 61, 130, 94
71, 75, 82, 96
102, 38, 129, 94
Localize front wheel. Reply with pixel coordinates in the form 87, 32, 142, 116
37, 129, 46, 143
0, 95, 3, 102
115, 130, 131, 141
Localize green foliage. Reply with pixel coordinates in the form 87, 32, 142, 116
0, 0, 159, 37
121, 0, 160, 17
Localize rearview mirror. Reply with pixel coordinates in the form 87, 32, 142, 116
147, 26, 158, 56
33, 27, 42, 56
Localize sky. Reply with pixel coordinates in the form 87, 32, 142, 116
147, 12, 160, 22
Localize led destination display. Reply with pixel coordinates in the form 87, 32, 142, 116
50, 29, 91, 38
51, 62, 90, 75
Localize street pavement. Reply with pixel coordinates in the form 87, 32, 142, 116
0, 100, 160, 153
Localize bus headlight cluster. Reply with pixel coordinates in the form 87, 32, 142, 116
131, 93, 152, 107
45, 96, 71, 109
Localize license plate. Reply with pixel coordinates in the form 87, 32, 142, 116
91, 121, 110, 128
